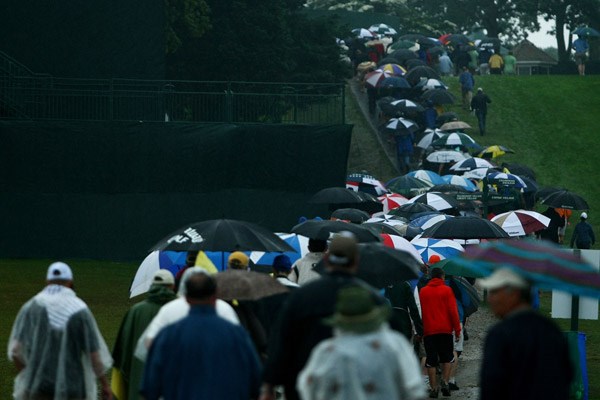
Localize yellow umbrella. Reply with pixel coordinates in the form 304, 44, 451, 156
477, 145, 515, 159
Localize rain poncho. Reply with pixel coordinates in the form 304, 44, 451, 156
7, 284, 112, 400
297, 324, 425, 400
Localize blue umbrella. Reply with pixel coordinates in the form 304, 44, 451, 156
441, 175, 478, 191
410, 237, 465, 263
249, 233, 308, 267
406, 169, 445, 186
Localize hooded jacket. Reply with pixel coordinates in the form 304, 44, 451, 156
419, 278, 461, 337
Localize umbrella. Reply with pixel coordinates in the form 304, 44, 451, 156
440, 175, 478, 192
346, 172, 388, 196
129, 251, 187, 298
421, 88, 455, 105
361, 221, 406, 236
150, 219, 296, 253
535, 186, 567, 201
431, 132, 477, 148
417, 78, 448, 91
439, 121, 471, 131
429, 183, 472, 194
540, 190, 590, 210
314, 242, 420, 288
405, 59, 427, 69
377, 193, 409, 212
331, 208, 371, 223
365, 214, 408, 227
389, 49, 419, 64
385, 117, 419, 135
458, 239, 600, 298
435, 258, 488, 278
309, 187, 376, 204
379, 63, 407, 76
451, 276, 481, 317
426, 150, 468, 164
405, 66, 441, 86
410, 237, 464, 262
214, 269, 289, 301
385, 175, 433, 196
388, 39, 419, 51
249, 233, 309, 267
477, 145, 515, 159
422, 216, 510, 239
364, 69, 394, 88
399, 34, 439, 47
380, 233, 423, 263
436, 112, 459, 127
352, 28, 376, 39
462, 167, 500, 180
486, 171, 527, 189
501, 163, 536, 181
369, 23, 398, 36
491, 210, 551, 237
406, 192, 461, 211
409, 213, 453, 230
389, 202, 438, 219
388, 99, 424, 114
417, 129, 445, 149
380, 76, 411, 89
291, 219, 380, 242
450, 157, 495, 172
574, 26, 600, 38
443, 34, 471, 46
406, 169, 445, 186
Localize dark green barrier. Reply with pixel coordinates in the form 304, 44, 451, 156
0, 121, 352, 260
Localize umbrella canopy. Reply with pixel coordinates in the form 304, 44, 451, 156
291, 219, 380, 242
406, 169, 445, 186
439, 121, 471, 131
422, 216, 510, 239
386, 175, 433, 196
417, 78, 448, 91
385, 117, 419, 135
379, 63, 407, 76
462, 167, 501, 180
407, 192, 461, 211
405, 59, 427, 69
249, 233, 309, 267
130, 251, 187, 298
309, 187, 378, 205
409, 213, 453, 230
369, 23, 398, 36
420, 88, 455, 105
380, 76, 411, 90
450, 157, 495, 172
477, 145, 515, 159
440, 175, 478, 191
388, 39, 419, 51
540, 190, 590, 210
389, 202, 438, 219
410, 237, 464, 262
486, 171, 527, 189
429, 183, 471, 194
352, 28, 376, 39
432, 132, 477, 148
417, 129, 445, 149
314, 242, 421, 288
399, 34, 438, 46
458, 239, 600, 297
405, 66, 441, 86
388, 99, 424, 114
426, 150, 468, 164
215, 269, 289, 301
380, 233, 423, 263
331, 208, 371, 224
364, 69, 394, 88
502, 163, 536, 181
389, 49, 419, 64
346, 172, 388, 196
361, 221, 406, 236
150, 219, 296, 253
574, 26, 600, 38
365, 213, 408, 226
436, 258, 488, 278
377, 193, 409, 212
491, 210, 551, 237
535, 186, 567, 201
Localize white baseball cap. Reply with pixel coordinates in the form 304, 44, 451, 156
479, 268, 529, 290
581, 212, 588, 219
46, 262, 73, 281
152, 269, 175, 285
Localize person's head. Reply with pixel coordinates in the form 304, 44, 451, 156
46, 261, 74, 287
178, 266, 211, 296
152, 269, 175, 290
308, 238, 328, 253
185, 251, 199, 267
272, 254, 292, 276
185, 272, 217, 306
324, 232, 359, 273
325, 284, 390, 333
462, 66, 468, 71
480, 268, 531, 319
430, 266, 445, 280
477, 87, 483, 93
228, 251, 249, 270
581, 212, 588, 221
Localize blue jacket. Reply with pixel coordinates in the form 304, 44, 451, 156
459, 71, 474, 91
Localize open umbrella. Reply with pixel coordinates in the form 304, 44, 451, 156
389, 202, 438, 219
346, 172, 388, 196
388, 99, 424, 114
426, 150, 468, 164
435, 258, 488, 278
405, 66, 441, 85
574, 26, 600, 38
410, 237, 464, 263
380, 233, 423, 263
440, 175, 478, 192
422, 216, 510, 239
331, 208, 371, 223
405, 59, 427, 69
406, 192, 460, 211
399, 34, 439, 46
491, 210, 551, 237
352, 28, 376, 39
377, 193, 409, 212
439, 121, 471, 131
501, 163, 536, 181
431, 132, 477, 148
314, 242, 420, 288
380, 76, 411, 90
389, 49, 419, 64
421, 88, 455, 105
369, 23, 398, 36
215, 269, 289, 301
540, 190, 590, 210
436, 112, 459, 126
129, 251, 187, 298
386, 175, 433, 196
309, 187, 378, 205
385, 117, 419, 135
406, 169, 445, 186
417, 78, 448, 91
477, 145, 515, 159
450, 157, 495, 172
417, 129, 445, 149
361, 221, 406, 236
150, 219, 296, 253
364, 69, 394, 88
291, 219, 380, 242
486, 171, 527, 189
409, 213, 453, 230
429, 183, 471, 194
462, 167, 501, 180
249, 233, 309, 267
379, 63, 407, 76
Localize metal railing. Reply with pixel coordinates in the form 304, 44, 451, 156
0, 53, 345, 124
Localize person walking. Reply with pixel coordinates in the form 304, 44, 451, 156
573, 35, 589, 76
470, 88, 492, 136
571, 212, 596, 249
419, 267, 461, 398
488, 52, 504, 75
8, 262, 113, 400
111, 270, 177, 400
503, 51, 517, 75
140, 272, 262, 400
479, 268, 573, 400
537, 207, 565, 244
297, 285, 426, 400
289, 238, 328, 285
438, 52, 453, 76
458, 67, 475, 110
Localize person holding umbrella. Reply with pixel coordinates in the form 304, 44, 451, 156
571, 212, 596, 249
479, 268, 573, 400
573, 34, 589, 76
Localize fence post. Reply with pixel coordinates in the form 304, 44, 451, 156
225, 82, 233, 123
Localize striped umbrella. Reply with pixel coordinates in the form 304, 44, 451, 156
377, 193, 409, 212
441, 175, 478, 191
406, 169, 445, 186
380, 233, 423, 263
431, 132, 477, 147
364, 69, 394, 88
410, 213, 454, 230
450, 157, 496, 172
417, 129, 445, 149
406, 192, 460, 211
379, 63, 407, 76
491, 210, 551, 237
249, 233, 309, 266
486, 171, 527, 189
410, 237, 465, 263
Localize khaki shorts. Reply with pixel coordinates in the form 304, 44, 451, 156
575, 53, 587, 65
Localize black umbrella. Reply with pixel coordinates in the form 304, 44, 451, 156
389, 202, 438, 219
361, 222, 406, 236
421, 216, 510, 239
314, 242, 420, 288
421, 89, 455, 105
214, 269, 289, 301
445, 34, 471, 46
150, 219, 296, 252
535, 186, 567, 201
540, 190, 590, 210
380, 76, 411, 90
501, 162, 537, 181
399, 34, 438, 47
377, 56, 400, 66
390, 49, 419, 64
429, 184, 471, 194
405, 66, 441, 86
309, 187, 373, 204
405, 59, 427, 69
386, 175, 433, 196
436, 112, 459, 127
331, 208, 371, 223
291, 220, 381, 242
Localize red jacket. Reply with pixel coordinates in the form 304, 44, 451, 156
419, 278, 461, 337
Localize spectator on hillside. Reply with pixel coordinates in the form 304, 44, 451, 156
488, 52, 504, 74
573, 35, 589, 76
470, 87, 492, 136
438, 52, 454, 76
537, 207, 565, 243
459, 67, 475, 110
571, 212, 595, 249
478, 47, 492, 75
503, 51, 517, 75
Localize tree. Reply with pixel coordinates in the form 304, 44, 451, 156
165, 0, 211, 55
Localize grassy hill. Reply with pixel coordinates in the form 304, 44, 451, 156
348, 74, 600, 235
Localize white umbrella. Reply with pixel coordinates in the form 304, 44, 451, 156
417, 129, 445, 149
491, 210, 551, 237
407, 192, 460, 211
426, 150, 468, 163
451, 157, 496, 172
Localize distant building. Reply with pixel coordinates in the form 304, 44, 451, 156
513, 39, 558, 75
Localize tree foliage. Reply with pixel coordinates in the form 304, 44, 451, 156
165, 0, 211, 54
